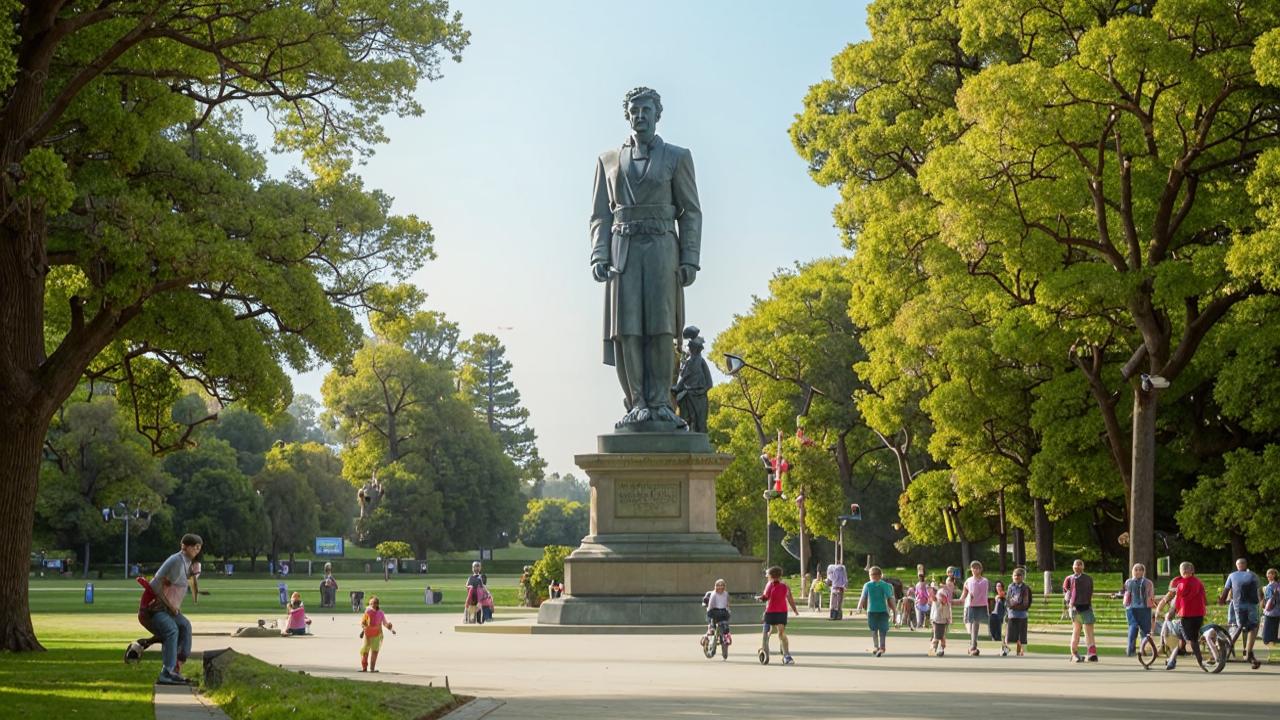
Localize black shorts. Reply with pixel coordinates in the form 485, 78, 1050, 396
763, 611, 788, 627
932, 623, 948, 641
1006, 617, 1028, 645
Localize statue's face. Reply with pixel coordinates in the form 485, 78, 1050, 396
627, 98, 657, 136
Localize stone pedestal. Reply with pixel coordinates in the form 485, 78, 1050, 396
537, 434, 760, 625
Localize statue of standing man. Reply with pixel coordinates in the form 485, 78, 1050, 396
591, 87, 702, 429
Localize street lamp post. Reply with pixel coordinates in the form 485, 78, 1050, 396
102, 500, 149, 579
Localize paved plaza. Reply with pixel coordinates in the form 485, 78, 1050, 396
188, 611, 1277, 719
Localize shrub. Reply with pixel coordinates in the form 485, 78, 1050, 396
529, 545, 572, 601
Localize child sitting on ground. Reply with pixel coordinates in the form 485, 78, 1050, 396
702, 578, 733, 647
285, 591, 311, 635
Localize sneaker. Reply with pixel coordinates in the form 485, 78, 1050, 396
937, 648, 945, 657
124, 642, 144, 664
874, 649, 883, 657
973, 648, 980, 656
157, 671, 192, 686
782, 654, 794, 665
1087, 654, 1098, 662
1070, 653, 1083, 663
1001, 646, 1009, 657
1250, 655, 1261, 670
1165, 658, 1176, 671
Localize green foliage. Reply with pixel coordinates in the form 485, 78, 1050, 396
266, 442, 354, 539
790, 0, 1280, 561
37, 396, 172, 566
165, 438, 268, 562
325, 321, 524, 560
529, 545, 572, 602
517, 499, 588, 548
205, 407, 273, 476
708, 258, 906, 561
1178, 446, 1280, 554
458, 333, 546, 482
374, 541, 414, 560
540, 472, 590, 503
254, 457, 319, 560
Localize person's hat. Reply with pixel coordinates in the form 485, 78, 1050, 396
688, 336, 705, 349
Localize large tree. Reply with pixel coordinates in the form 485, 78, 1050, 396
37, 394, 171, 576
458, 333, 545, 483
0, 2, 467, 650
793, 0, 1280, 575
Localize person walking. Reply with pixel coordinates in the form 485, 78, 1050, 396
1262, 568, 1280, 660
959, 561, 990, 656
1005, 568, 1033, 656
930, 576, 955, 657
358, 595, 396, 672
1123, 563, 1156, 657
826, 562, 848, 620
988, 580, 1007, 653
1219, 557, 1264, 669
857, 566, 895, 656
1063, 559, 1098, 662
1161, 561, 1207, 671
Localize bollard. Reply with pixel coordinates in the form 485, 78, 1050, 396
278, 582, 288, 606
84, 583, 94, 604
1044, 570, 1053, 597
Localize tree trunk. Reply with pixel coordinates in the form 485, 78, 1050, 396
1012, 527, 1026, 568
997, 490, 1008, 574
959, 539, 972, 569
1129, 389, 1157, 581
83, 541, 91, 579
1229, 531, 1247, 567
1033, 498, 1054, 572
0, 421, 48, 651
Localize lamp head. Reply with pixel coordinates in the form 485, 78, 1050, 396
723, 353, 746, 376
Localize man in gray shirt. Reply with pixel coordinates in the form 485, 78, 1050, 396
1219, 557, 1263, 668
141, 533, 202, 685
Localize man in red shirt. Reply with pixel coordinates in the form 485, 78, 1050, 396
1160, 561, 1206, 670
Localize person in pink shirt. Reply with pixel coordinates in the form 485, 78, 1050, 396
359, 595, 396, 672
958, 560, 990, 656
285, 591, 311, 635
758, 565, 799, 664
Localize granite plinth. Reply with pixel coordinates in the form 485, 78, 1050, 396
537, 441, 762, 626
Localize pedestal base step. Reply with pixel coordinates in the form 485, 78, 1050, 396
538, 595, 711, 625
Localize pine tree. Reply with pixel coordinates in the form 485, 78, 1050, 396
459, 334, 546, 482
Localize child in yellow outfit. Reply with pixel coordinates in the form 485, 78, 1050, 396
359, 596, 396, 672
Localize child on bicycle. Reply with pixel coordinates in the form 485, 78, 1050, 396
759, 566, 799, 664
702, 578, 732, 648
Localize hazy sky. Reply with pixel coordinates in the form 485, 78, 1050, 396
286, 1, 870, 475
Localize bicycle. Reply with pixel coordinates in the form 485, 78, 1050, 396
700, 616, 731, 660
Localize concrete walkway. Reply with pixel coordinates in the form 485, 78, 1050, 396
183, 611, 1277, 719
154, 683, 229, 720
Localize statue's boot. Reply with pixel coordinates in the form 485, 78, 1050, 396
643, 333, 676, 418
616, 335, 649, 426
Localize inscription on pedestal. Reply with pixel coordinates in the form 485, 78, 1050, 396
615, 479, 681, 518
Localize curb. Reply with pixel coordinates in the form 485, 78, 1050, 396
441, 698, 505, 719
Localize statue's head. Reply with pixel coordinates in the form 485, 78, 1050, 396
624, 87, 662, 136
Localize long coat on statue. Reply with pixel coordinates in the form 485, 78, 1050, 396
590, 135, 702, 365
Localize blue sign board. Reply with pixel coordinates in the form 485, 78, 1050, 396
314, 537, 345, 557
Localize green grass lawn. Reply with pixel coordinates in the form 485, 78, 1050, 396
193, 649, 459, 720
30, 573, 525, 615
0, 627, 154, 719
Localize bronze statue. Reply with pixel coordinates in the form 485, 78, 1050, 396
357, 472, 383, 519
674, 328, 711, 433
591, 87, 702, 429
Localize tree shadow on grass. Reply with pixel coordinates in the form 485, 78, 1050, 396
0, 647, 154, 720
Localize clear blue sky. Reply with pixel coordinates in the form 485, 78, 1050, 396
288, 1, 870, 476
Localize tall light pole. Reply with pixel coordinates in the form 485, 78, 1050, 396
102, 500, 149, 578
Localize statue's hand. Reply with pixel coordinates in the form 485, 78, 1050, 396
592, 262, 612, 283
679, 264, 697, 286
